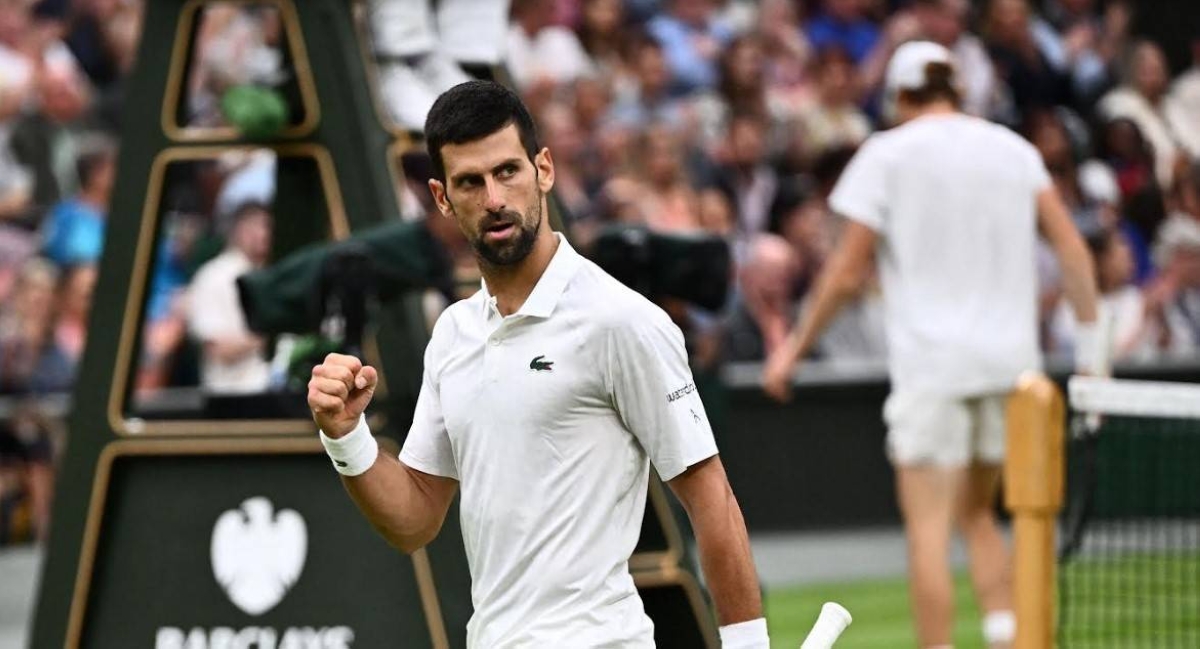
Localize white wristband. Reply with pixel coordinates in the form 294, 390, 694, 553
718, 617, 769, 649
1074, 319, 1107, 377
319, 415, 378, 476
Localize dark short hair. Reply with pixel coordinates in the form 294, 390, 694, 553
424, 80, 540, 182
897, 61, 962, 109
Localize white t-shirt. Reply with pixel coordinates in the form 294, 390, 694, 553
400, 234, 717, 648
830, 113, 1051, 397
187, 249, 271, 394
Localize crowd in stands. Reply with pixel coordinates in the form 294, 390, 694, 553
1, 0, 1199, 544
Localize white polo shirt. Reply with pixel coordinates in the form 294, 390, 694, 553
400, 234, 718, 648
830, 113, 1051, 397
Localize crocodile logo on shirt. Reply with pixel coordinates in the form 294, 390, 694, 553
529, 355, 554, 372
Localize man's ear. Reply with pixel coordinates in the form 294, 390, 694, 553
534, 147, 555, 194
428, 179, 454, 218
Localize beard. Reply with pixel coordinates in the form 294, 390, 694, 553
471, 194, 542, 267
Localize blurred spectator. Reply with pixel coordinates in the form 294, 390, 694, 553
805, 0, 881, 66
186, 4, 285, 128
40, 134, 114, 266
646, 0, 734, 97
507, 0, 592, 92
576, 0, 625, 73
723, 233, 801, 361
0, 258, 71, 394
1147, 215, 1200, 353
711, 113, 779, 236
607, 34, 684, 128
981, 0, 1070, 117
1051, 228, 1153, 361
755, 0, 812, 105
1099, 40, 1197, 187
795, 46, 871, 161
186, 201, 273, 394
1168, 39, 1200, 160
1037, 0, 1130, 104
537, 101, 591, 219
367, 0, 507, 131
691, 34, 791, 155
1097, 117, 1167, 248
600, 124, 702, 232
59, 0, 128, 92
52, 262, 94, 373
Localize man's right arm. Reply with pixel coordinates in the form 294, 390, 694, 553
341, 453, 457, 555
309, 353, 458, 554
1037, 187, 1099, 326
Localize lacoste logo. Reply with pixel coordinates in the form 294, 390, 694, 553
530, 355, 554, 372
335, 460, 347, 468
211, 497, 307, 616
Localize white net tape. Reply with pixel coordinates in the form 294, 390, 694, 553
1069, 375, 1200, 420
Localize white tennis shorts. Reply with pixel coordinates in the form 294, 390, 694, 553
883, 391, 1008, 466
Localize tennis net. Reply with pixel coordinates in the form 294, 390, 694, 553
1060, 376, 1200, 648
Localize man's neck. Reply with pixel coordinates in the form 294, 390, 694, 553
483, 231, 560, 317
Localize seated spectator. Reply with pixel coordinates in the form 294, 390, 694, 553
711, 113, 780, 237
1099, 40, 1195, 187
646, 0, 734, 97
981, 0, 1070, 117
690, 34, 792, 156
186, 201, 273, 394
600, 124, 703, 232
1037, 0, 1130, 104
805, 0, 881, 66
40, 135, 115, 266
1098, 117, 1167, 247
52, 263, 95, 375
607, 35, 685, 129
576, 0, 626, 74
755, 0, 813, 106
1052, 228, 1154, 361
1146, 215, 1200, 354
795, 46, 871, 161
1168, 38, 1200, 160
507, 0, 593, 92
723, 233, 802, 362
0, 258, 71, 395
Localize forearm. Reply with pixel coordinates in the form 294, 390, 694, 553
695, 493, 762, 625
1057, 241, 1099, 325
783, 267, 861, 364
342, 452, 448, 554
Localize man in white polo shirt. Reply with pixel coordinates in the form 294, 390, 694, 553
763, 43, 1100, 649
308, 81, 766, 648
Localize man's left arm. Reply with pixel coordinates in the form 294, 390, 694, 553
669, 456, 767, 648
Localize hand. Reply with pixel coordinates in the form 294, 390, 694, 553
308, 353, 378, 438
761, 347, 797, 403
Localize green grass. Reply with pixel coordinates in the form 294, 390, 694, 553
765, 573, 986, 649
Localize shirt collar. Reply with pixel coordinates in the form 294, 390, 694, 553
480, 232, 582, 320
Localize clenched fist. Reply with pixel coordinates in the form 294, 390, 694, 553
308, 353, 378, 438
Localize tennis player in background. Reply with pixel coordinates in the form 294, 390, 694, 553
309, 81, 767, 648
763, 42, 1101, 649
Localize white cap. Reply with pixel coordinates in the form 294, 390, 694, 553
885, 41, 954, 93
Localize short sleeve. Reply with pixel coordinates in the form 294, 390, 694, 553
1025, 141, 1053, 193
605, 308, 718, 481
399, 344, 459, 480
829, 137, 889, 232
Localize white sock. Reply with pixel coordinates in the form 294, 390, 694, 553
983, 610, 1016, 644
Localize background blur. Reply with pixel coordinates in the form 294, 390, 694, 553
0, 0, 1197, 647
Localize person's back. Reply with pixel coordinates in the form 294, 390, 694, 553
836, 113, 1047, 396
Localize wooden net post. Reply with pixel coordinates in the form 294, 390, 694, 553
1005, 372, 1065, 649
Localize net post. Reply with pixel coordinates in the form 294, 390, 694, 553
1004, 372, 1065, 649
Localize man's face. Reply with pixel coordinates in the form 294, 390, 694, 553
429, 124, 555, 267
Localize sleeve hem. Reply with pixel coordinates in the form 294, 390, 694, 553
399, 449, 458, 480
